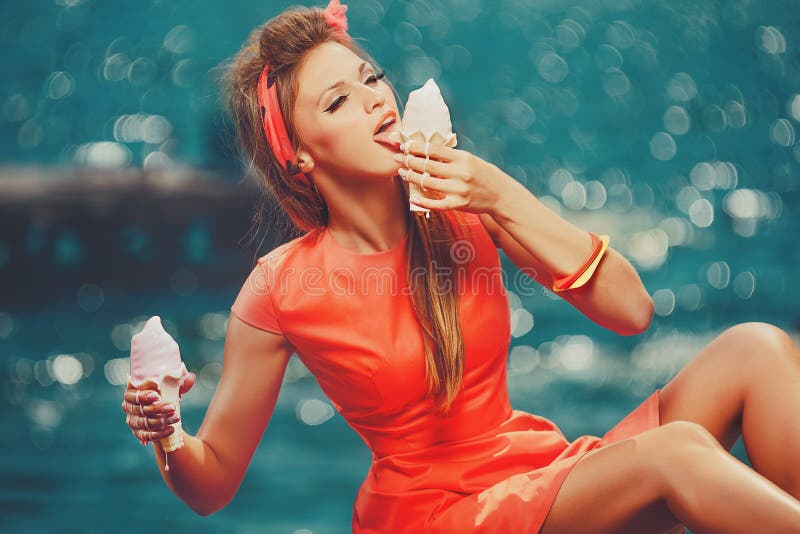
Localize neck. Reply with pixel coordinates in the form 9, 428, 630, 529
321, 175, 410, 254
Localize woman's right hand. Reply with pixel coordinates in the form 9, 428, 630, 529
122, 373, 196, 445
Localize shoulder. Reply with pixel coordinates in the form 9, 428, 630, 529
234, 230, 321, 309
240, 230, 323, 297
256, 229, 321, 272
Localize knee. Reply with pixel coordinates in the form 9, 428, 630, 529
722, 321, 799, 367
655, 421, 720, 467
660, 420, 719, 449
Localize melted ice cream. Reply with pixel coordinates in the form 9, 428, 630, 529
128, 315, 188, 469
129, 316, 187, 388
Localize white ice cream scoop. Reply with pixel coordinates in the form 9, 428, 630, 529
389, 78, 458, 217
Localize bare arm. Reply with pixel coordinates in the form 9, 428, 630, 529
479, 188, 654, 336
395, 138, 652, 335
154, 314, 295, 515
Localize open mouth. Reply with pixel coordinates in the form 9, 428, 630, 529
374, 118, 395, 134
373, 109, 398, 136
373, 113, 400, 148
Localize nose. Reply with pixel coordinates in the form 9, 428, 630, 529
364, 85, 386, 111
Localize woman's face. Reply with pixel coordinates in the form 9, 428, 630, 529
291, 41, 402, 182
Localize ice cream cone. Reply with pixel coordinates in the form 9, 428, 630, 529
390, 78, 458, 218
129, 315, 189, 454
157, 374, 184, 452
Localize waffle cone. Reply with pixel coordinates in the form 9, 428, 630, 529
160, 421, 184, 452
157, 375, 184, 452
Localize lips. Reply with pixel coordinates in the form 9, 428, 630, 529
373, 110, 401, 148
373, 110, 397, 135
373, 121, 401, 148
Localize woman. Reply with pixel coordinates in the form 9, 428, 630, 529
120, 1, 800, 532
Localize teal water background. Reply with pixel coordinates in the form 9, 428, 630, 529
1, 0, 799, 532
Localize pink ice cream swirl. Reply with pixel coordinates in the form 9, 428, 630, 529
128, 316, 188, 389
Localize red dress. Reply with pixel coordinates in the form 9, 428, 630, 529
230, 210, 678, 533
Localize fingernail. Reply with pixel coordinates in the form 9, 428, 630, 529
146, 392, 159, 402
163, 403, 175, 412
410, 195, 422, 204
399, 142, 407, 151
392, 153, 403, 162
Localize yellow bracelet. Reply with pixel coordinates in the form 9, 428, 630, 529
551, 234, 610, 293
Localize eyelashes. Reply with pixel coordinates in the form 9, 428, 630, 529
325, 70, 386, 113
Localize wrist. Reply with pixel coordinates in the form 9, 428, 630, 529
488, 170, 527, 223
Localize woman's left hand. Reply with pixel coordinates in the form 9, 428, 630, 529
393, 140, 511, 215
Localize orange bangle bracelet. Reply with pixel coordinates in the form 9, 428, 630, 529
551, 232, 611, 293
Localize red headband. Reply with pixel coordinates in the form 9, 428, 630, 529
257, 0, 351, 186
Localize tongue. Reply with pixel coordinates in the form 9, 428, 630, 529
373, 129, 401, 148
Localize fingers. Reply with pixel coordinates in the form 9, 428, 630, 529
178, 372, 196, 397
123, 383, 181, 445
132, 424, 176, 444
125, 411, 181, 443
121, 398, 177, 417
394, 151, 448, 179
398, 166, 457, 195
400, 140, 457, 162
124, 387, 161, 405
127, 411, 181, 430
409, 191, 456, 211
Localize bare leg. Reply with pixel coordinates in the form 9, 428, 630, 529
539, 420, 800, 534
658, 322, 800, 498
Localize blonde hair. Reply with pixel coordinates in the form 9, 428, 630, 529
216, 5, 469, 415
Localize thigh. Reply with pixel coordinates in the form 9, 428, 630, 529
657, 322, 792, 452
539, 425, 684, 534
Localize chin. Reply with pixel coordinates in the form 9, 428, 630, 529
380, 166, 403, 180
367, 148, 402, 176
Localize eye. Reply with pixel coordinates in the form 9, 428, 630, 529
368, 71, 386, 84
325, 70, 387, 113
366, 70, 386, 86
327, 95, 347, 113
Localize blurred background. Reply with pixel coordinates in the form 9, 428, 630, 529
2, 0, 799, 532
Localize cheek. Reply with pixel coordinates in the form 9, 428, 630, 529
304, 123, 363, 171
326, 117, 370, 157
293, 109, 350, 154
318, 111, 361, 143
299, 120, 341, 156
